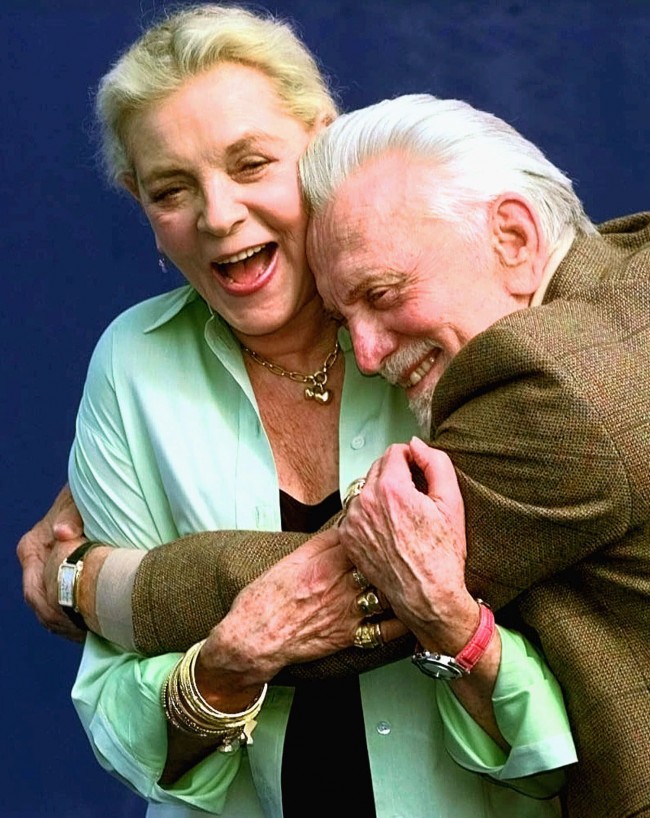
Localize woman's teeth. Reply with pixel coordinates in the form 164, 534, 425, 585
219, 243, 267, 265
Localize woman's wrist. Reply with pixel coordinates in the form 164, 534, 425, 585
75, 545, 114, 633
193, 610, 280, 712
164, 640, 268, 752
195, 632, 271, 712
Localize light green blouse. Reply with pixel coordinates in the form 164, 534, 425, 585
69, 286, 576, 818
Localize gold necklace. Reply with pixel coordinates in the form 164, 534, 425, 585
240, 340, 340, 404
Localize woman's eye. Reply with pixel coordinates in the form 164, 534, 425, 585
151, 186, 183, 203
237, 157, 270, 176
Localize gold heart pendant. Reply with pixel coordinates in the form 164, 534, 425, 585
305, 387, 331, 403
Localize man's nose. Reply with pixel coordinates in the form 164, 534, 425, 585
197, 177, 248, 236
350, 324, 393, 375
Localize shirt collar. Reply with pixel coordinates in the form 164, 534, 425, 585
143, 286, 200, 333
530, 231, 576, 307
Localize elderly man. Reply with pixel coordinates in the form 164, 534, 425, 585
298, 94, 650, 818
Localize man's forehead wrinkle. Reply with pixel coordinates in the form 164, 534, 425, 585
312, 202, 355, 252
339, 225, 367, 254
325, 197, 367, 250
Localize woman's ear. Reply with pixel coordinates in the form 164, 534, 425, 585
120, 172, 141, 203
311, 110, 337, 136
490, 194, 546, 297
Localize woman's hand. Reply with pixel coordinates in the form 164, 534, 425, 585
195, 526, 408, 709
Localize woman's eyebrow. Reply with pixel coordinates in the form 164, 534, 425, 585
224, 132, 278, 157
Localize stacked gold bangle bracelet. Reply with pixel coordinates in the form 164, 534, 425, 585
162, 640, 268, 753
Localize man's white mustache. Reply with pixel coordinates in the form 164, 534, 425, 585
380, 340, 441, 386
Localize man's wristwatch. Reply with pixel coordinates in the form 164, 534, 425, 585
411, 600, 495, 681
57, 540, 102, 630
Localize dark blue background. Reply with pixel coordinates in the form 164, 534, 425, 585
3, 1, 648, 815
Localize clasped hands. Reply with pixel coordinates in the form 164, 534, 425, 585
204, 436, 477, 694
337, 437, 479, 657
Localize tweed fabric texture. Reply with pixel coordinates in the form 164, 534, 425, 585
431, 213, 650, 818
131, 214, 650, 818
133, 525, 414, 683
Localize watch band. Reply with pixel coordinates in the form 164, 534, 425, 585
453, 599, 495, 672
411, 599, 495, 680
57, 540, 103, 630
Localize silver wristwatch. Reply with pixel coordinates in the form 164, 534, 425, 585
57, 540, 100, 629
412, 600, 495, 681
411, 648, 466, 680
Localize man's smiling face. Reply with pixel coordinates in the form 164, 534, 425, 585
306, 151, 523, 430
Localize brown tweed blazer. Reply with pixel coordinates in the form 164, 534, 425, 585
132, 214, 650, 818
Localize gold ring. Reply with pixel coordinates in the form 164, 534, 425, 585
352, 567, 370, 590
353, 621, 383, 650
342, 477, 366, 513
356, 589, 384, 617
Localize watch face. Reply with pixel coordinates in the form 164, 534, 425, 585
412, 652, 465, 681
57, 563, 77, 608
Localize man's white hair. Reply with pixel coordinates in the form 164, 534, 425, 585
300, 93, 596, 248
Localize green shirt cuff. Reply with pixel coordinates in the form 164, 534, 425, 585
436, 627, 577, 792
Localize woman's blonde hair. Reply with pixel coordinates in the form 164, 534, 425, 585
95, 3, 339, 186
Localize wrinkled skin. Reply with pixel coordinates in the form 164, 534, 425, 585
17, 485, 86, 641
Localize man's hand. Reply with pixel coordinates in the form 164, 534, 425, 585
338, 438, 477, 653
16, 484, 86, 641
339, 439, 508, 747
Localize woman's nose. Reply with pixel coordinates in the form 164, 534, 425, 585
197, 177, 248, 236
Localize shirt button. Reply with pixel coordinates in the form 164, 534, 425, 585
376, 721, 391, 735
351, 435, 365, 450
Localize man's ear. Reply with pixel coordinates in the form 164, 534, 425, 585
490, 194, 546, 297
120, 172, 141, 203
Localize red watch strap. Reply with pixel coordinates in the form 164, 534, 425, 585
454, 600, 495, 672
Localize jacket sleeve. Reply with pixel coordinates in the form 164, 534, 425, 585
430, 313, 649, 608
128, 527, 416, 683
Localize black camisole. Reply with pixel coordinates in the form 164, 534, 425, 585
279, 489, 376, 817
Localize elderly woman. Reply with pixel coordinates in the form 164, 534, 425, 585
18, 5, 576, 817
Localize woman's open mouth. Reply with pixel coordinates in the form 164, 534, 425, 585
211, 242, 278, 296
